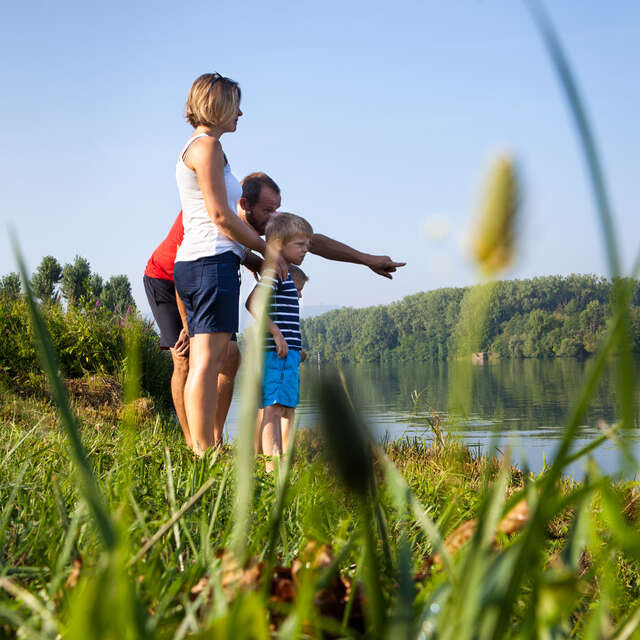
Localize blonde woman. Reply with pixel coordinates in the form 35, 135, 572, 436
173, 73, 283, 454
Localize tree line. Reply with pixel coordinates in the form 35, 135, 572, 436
300, 274, 640, 363
0, 255, 135, 311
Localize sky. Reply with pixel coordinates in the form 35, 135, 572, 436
1, 1, 638, 324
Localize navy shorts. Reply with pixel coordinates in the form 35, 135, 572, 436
173, 252, 240, 336
144, 275, 182, 349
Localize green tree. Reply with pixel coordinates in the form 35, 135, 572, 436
61, 255, 91, 307
32, 255, 62, 304
100, 275, 135, 312
87, 273, 104, 302
0, 273, 21, 301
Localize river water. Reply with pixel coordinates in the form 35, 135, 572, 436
227, 358, 640, 478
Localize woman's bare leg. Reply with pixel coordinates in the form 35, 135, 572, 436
213, 341, 241, 446
184, 332, 231, 455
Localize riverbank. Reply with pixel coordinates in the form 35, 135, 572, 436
1, 378, 639, 637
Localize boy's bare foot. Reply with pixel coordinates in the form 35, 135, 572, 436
264, 455, 275, 473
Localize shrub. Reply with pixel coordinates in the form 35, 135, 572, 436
0, 296, 171, 407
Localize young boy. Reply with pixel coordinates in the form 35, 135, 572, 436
246, 213, 313, 471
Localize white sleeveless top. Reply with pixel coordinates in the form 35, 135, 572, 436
174, 133, 244, 263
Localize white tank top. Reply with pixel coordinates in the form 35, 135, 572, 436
174, 133, 244, 263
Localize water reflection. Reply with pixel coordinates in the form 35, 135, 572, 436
227, 358, 640, 477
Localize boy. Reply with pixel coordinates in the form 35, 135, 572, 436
246, 213, 313, 471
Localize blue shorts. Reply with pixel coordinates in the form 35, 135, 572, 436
261, 350, 301, 408
173, 252, 240, 335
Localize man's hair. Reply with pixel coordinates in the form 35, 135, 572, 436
288, 264, 309, 287
185, 73, 241, 129
265, 212, 313, 245
241, 172, 280, 207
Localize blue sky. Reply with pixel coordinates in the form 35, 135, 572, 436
1, 1, 638, 321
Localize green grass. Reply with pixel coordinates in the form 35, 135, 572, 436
1, 384, 640, 638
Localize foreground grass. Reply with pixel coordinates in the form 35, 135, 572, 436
1, 382, 639, 638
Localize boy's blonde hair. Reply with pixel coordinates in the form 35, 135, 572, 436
185, 73, 241, 129
265, 212, 313, 245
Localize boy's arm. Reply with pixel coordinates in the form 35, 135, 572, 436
246, 281, 288, 358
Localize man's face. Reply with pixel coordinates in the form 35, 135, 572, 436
244, 186, 281, 235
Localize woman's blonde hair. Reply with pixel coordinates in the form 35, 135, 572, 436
185, 73, 241, 129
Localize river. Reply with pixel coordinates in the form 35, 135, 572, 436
227, 357, 640, 477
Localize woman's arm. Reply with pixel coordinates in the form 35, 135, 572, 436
188, 137, 267, 254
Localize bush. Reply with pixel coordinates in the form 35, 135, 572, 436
0, 296, 171, 407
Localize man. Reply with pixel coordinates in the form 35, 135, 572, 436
144, 172, 406, 447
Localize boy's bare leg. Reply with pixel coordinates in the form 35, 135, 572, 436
260, 404, 284, 472
254, 408, 263, 455
169, 348, 191, 449
213, 341, 241, 446
282, 407, 295, 453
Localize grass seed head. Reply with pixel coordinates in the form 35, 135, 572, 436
471, 155, 519, 276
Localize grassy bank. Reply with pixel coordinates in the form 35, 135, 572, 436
1, 381, 639, 638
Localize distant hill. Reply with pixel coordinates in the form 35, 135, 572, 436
300, 274, 640, 363
300, 304, 342, 319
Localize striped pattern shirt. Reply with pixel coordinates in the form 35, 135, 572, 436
258, 271, 301, 351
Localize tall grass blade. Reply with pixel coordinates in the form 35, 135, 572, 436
49, 505, 83, 596
385, 535, 416, 640
164, 446, 184, 572
12, 236, 116, 550
0, 577, 59, 636
525, 0, 618, 277
380, 453, 456, 577
0, 605, 48, 640
611, 604, 640, 640
0, 463, 27, 564
128, 474, 218, 567
230, 264, 273, 560
526, 0, 636, 462
0, 421, 42, 469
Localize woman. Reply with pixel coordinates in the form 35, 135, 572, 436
173, 73, 278, 454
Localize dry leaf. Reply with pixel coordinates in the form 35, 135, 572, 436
498, 499, 530, 535
64, 556, 83, 589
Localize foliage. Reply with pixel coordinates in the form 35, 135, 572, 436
100, 274, 135, 313
60, 255, 91, 307
302, 274, 640, 363
31, 255, 62, 304
0, 294, 171, 407
0, 273, 21, 302
1, 383, 640, 638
